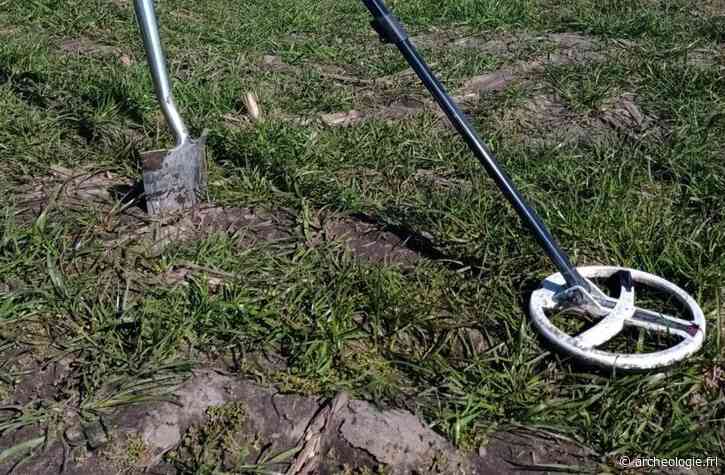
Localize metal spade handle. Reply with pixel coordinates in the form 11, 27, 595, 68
134, 0, 189, 147
360, 0, 589, 290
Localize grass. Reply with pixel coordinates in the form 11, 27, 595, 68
1, 0, 724, 471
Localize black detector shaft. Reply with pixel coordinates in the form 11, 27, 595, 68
360, 0, 589, 290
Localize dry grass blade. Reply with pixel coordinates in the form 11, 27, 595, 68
244, 92, 263, 122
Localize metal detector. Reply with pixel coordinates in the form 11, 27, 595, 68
360, 0, 706, 371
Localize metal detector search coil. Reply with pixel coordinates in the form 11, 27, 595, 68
530, 267, 706, 370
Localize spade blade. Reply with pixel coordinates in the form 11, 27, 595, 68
142, 132, 207, 215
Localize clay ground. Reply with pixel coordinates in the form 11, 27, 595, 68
1, 0, 725, 474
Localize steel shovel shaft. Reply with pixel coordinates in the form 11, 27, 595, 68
134, 0, 189, 146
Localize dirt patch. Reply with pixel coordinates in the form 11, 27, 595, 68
481, 429, 597, 472
18, 166, 135, 216
59, 38, 135, 65
684, 47, 725, 68
489, 92, 663, 147
0, 353, 77, 475
492, 93, 594, 147
60, 38, 118, 56
315, 217, 422, 266
0, 353, 73, 406
314, 31, 610, 130
414, 168, 470, 190
17, 167, 427, 269
113, 205, 297, 255
597, 93, 664, 141
320, 98, 433, 127
260, 54, 295, 73
704, 364, 725, 392
3, 370, 599, 474
410, 29, 600, 65
698, 0, 725, 16
461, 70, 517, 94
451, 31, 600, 65
449, 327, 491, 358
320, 110, 366, 127
109, 0, 130, 9
409, 26, 476, 50
254, 31, 608, 131
464, 33, 601, 89
115, 206, 426, 267
330, 32, 687, 150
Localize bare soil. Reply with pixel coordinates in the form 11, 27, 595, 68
2, 370, 598, 475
